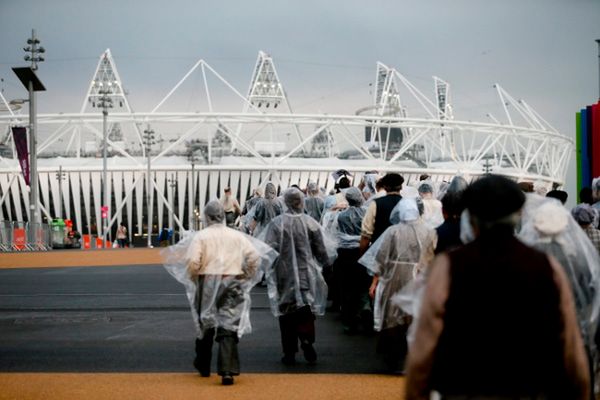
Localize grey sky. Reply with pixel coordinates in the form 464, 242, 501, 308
1, 0, 599, 196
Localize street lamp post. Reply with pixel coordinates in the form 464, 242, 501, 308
12, 30, 45, 245
143, 125, 155, 248
56, 165, 66, 219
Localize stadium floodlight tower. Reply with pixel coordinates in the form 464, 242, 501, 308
232, 51, 304, 154
434, 76, 454, 157
88, 50, 124, 247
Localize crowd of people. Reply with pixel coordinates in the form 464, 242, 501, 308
162, 171, 600, 399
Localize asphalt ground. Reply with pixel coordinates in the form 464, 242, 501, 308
0, 254, 406, 399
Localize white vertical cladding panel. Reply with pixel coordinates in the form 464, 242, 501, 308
135, 172, 144, 235
39, 172, 50, 216
10, 176, 23, 222
317, 171, 329, 191
187, 170, 193, 228
198, 171, 209, 213
177, 171, 187, 227
299, 171, 311, 189
62, 172, 71, 220
18, 175, 30, 221
70, 172, 82, 233
80, 172, 91, 234
0, 173, 13, 220
219, 170, 230, 192
208, 171, 219, 202
167, 173, 174, 231
280, 170, 291, 189
352, 172, 364, 188
156, 171, 166, 234
229, 170, 240, 203
123, 171, 134, 238
249, 170, 261, 193
49, 172, 59, 219
239, 171, 251, 209
289, 171, 301, 189
112, 171, 123, 226
91, 172, 102, 235
0, 174, 6, 221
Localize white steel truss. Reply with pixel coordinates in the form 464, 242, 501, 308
0, 51, 573, 238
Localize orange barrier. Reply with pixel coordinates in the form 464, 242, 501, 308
13, 228, 26, 250
82, 235, 91, 249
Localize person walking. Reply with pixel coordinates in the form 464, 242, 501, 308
116, 222, 127, 248
405, 175, 590, 400
220, 187, 242, 228
262, 188, 335, 365
162, 201, 277, 385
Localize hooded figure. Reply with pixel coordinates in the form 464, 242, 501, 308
250, 182, 283, 237
332, 187, 372, 333
304, 182, 325, 222
359, 197, 437, 374
571, 204, 600, 255
162, 201, 277, 385
418, 182, 444, 229
261, 188, 336, 365
519, 196, 600, 391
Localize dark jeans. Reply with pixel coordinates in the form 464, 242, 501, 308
117, 239, 126, 248
194, 327, 240, 376
278, 306, 315, 356
338, 247, 372, 330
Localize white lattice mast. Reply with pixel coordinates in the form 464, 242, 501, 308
233, 51, 304, 152
374, 62, 403, 117
434, 76, 454, 158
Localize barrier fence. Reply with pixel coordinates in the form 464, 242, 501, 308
0, 221, 51, 251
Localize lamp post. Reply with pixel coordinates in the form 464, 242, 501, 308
56, 165, 66, 219
12, 30, 45, 243
143, 125, 155, 248
167, 173, 176, 244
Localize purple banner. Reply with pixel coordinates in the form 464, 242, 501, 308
12, 127, 29, 186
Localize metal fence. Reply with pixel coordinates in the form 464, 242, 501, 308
0, 221, 51, 251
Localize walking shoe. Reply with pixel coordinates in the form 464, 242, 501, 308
221, 374, 234, 385
300, 340, 317, 364
281, 354, 296, 365
193, 359, 210, 377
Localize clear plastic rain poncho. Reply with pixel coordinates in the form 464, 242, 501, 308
418, 182, 444, 229
334, 187, 366, 249
251, 182, 284, 237
162, 201, 278, 339
358, 198, 437, 331
519, 195, 600, 352
304, 182, 325, 222
260, 188, 338, 317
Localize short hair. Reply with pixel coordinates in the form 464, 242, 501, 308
546, 190, 568, 205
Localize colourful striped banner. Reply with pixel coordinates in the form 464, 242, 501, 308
576, 102, 600, 198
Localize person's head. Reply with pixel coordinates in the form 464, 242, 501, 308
441, 192, 465, 220
546, 190, 568, 205
381, 173, 404, 193
397, 198, 420, 223
464, 175, 525, 234
418, 182, 434, 198
532, 202, 569, 237
120, 222, 125, 227
345, 187, 364, 207
338, 177, 351, 190
307, 182, 319, 196
593, 177, 600, 202
203, 200, 225, 226
419, 174, 430, 181
447, 176, 468, 194
580, 187, 593, 204
264, 182, 277, 200
571, 204, 596, 228
223, 187, 232, 197
284, 187, 305, 214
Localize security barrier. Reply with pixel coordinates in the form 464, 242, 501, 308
0, 221, 51, 251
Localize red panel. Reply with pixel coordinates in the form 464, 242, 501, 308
593, 103, 600, 178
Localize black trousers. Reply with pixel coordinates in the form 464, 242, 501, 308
338, 247, 372, 330
278, 306, 315, 356
194, 327, 240, 376
376, 324, 408, 371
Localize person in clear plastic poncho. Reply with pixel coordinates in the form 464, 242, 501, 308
332, 187, 372, 333
304, 182, 325, 222
519, 195, 600, 390
418, 182, 444, 229
359, 197, 437, 374
261, 187, 337, 365
250, 182, 283, 237
162, 201, 277, 385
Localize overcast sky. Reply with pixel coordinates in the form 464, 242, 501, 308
1, 0, 599, 195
